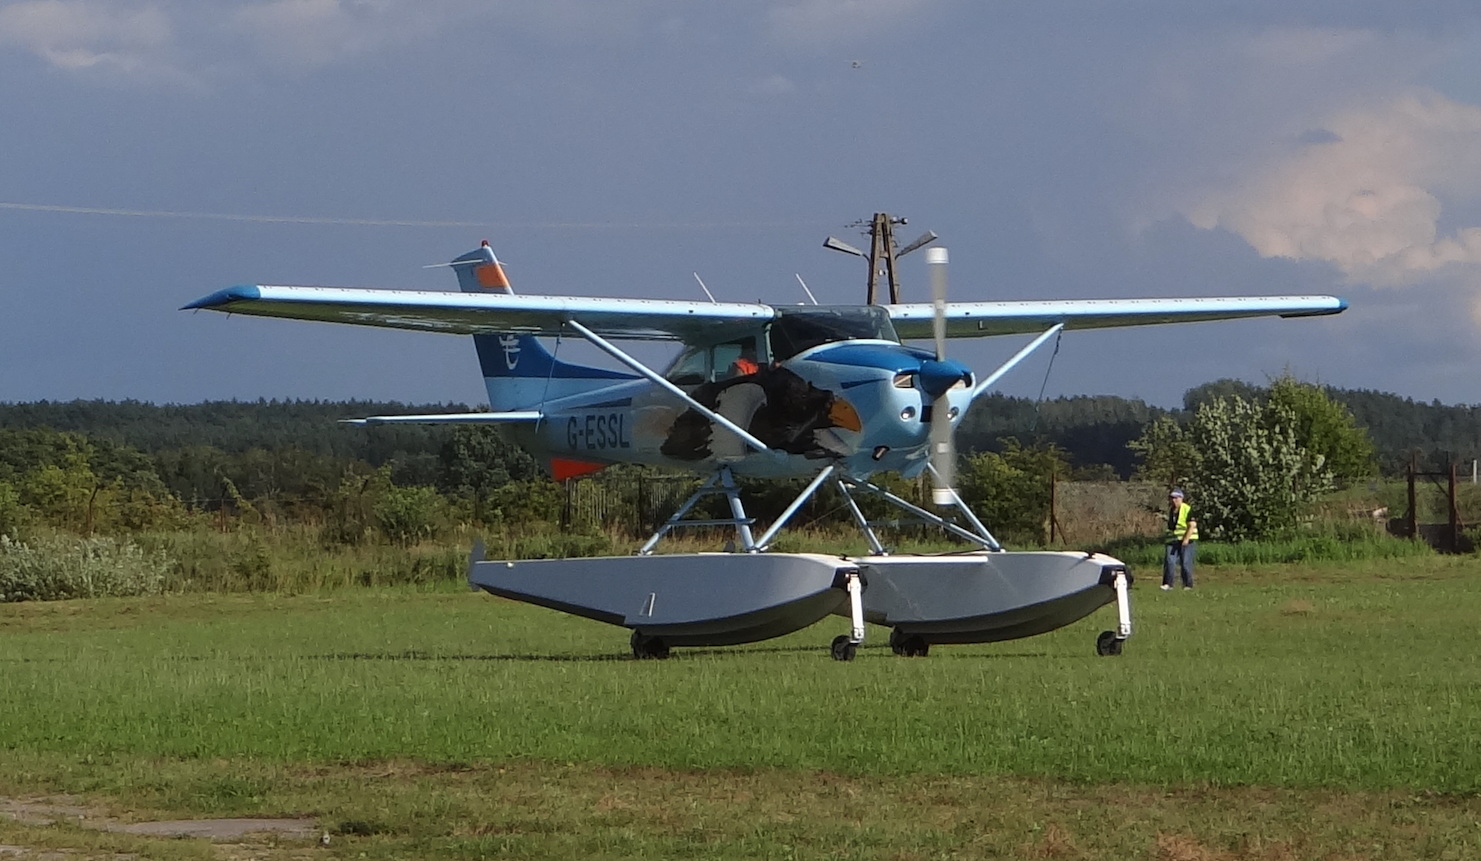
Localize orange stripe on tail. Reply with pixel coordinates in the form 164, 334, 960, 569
475, 262, 511, 291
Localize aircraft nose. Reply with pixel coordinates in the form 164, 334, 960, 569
917, 358, 971, 400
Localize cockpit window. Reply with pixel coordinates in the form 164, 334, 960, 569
715, 337, 759, 380
665, 336, 762, 385
665, 347, 709, 385
769, 306, 899, 361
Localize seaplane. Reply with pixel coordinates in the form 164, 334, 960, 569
183, 227, 1345, 661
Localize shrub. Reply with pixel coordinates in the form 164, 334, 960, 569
0, 533, 170, 602
958, 440, 1069, 545
0, 482, 27, 538
375, 485, 448, 547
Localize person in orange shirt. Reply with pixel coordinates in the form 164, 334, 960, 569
730, 345, 760, 377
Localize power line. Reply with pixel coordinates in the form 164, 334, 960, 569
0, 201, 824, 230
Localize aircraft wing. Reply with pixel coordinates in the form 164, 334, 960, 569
183, 285, 772, 342
886, 296, 1347, 339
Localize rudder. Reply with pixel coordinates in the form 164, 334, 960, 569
449, 242, 633, 410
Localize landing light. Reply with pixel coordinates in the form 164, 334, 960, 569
900, 406, 917, 420
948, 406, 960, 420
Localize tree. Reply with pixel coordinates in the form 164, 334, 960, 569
0, 483, 27, 538
1183, 378, 1262, 413
1127, 416, 1197, 489
1186, 395, 1331, 542
1265, 374, 1376, 485
958, 439, 1069, 544
437, 426, 539, 523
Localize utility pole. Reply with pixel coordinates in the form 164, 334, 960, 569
824, 213, 937, 305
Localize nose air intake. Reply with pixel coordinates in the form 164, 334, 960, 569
917, 359, 970, 401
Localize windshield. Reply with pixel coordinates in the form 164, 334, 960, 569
769, 306, 899, 361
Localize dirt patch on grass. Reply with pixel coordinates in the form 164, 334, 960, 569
6, 761, 1475, 860
0, 795, 320, 859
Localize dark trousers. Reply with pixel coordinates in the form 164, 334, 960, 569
1163, 542, 1196, 588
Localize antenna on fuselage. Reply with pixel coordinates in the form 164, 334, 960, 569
824, 212, 937, 304
794, 274, 820, 305
692, 272, 718, 304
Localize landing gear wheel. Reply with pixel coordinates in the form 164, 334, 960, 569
889, 628, 930, 657
830, 634, 858, 662
1095, 630, 1123, 657
630, 630, 670, 660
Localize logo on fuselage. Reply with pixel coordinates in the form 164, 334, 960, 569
499, 334, 520, 370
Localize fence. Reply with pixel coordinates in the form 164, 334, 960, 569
559, 471, 1167, 548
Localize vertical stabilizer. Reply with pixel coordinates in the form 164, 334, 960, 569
449, 242, 634, 410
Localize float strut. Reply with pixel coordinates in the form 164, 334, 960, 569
752, 464, 836, 551
846, 571, 865, 645
1113, 568, 1132, 641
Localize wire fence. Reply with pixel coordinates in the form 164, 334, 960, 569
558, 472, 1169, 546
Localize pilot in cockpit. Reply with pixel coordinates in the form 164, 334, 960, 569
728, 342, 760, 377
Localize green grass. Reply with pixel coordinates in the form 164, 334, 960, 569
3, 556, 1479, 789
1104, 526, 1434, 569
3, 555, 1481, 858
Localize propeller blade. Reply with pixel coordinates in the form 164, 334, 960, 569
927, 246, 948, 362
929, 394, 956, 505
924, 246, 956, 504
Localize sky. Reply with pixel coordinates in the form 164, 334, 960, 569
4, 1, 1481, 409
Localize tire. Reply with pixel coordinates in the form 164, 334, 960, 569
631, 631, 671, 660
889, 628, 930, 657
1095, 630, 1123, 657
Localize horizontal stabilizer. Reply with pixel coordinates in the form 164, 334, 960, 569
341, 411, 543, 425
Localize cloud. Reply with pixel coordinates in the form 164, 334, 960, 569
746, 73, 796, 97
230, 0, 439, 67
1184, 90, 1481, 289
0, 0, 174, 73
765, 0, 935, 49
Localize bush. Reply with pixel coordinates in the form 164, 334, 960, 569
374, 485, 448, 546
0, 533, 171, 602
958, 440, 1069, 545
0, 482, 27, 538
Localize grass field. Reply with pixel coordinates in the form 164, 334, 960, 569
3, 554, 1480, 859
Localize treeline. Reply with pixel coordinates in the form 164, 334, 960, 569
0, 399, 462, 474
960, 384, 1481, 477
958, 394, 1164, 478
0, 400, 548, 542
0, 381, 1472, 536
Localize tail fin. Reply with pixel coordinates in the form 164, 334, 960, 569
449, 242, 634, 410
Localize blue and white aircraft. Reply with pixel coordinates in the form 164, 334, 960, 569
185, 240, 1345, 660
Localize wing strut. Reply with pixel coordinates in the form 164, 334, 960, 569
565, 319, 770, 453
970, 323, 1065, 402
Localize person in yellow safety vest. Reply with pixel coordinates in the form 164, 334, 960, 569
1162, 488, 1198, 591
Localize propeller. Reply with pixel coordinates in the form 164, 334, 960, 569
925, 247, 957, 505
